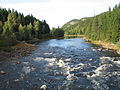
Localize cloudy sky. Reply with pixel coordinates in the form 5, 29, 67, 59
0, 0, 120, 28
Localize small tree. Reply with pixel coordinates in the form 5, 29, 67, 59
33, 20, 41, 38
18, 24, 24, 40
27, 23, 33, 39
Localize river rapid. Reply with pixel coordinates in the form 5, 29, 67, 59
0, 38, 120, 90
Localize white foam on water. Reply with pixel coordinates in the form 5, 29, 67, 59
114, 61, 120, 64
100, 56, 111, 60
66, 74, 78, 80
33, 57, 44, 62
44, 52, 52, 55
57, 60, 66, 67
45, 58, 56, 66
92, 48, 96, 52
22, 62, 29, 65
22, 66, 36, 74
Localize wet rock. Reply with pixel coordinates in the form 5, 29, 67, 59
75, 72, 89, 77
40, 85, 48, 90
112, 58, 119, 61
89, 72, 96, 76
0, 70, 6, 75
16, 61, 21, 64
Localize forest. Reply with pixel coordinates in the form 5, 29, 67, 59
0, 8, 65, 48
62, 4, 120, 45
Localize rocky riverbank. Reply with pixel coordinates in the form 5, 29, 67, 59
11, 42, 37, 59
82, 37, 120, 55
0, 42, 37, 61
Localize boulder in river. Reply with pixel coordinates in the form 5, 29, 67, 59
0, 70, 6, 75
40, 85, 48, 90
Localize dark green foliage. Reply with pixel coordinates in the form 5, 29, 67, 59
51, 28, 64, 37
0, 8, 8, 22
62, 4, 120, 44
24, 14, 36, 25
0, 8, 50, 47
0, 21, 3, 35
41, 24, 50, 34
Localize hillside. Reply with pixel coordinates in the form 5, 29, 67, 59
62, 4, 120, 45
62, 19, 79, 29
62, 17, 90, 35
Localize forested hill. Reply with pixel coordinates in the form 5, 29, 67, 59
0, 8, 50, 46
62, 4, 120, 44
62, 19, 79, 29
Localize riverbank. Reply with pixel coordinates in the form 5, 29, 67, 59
0, 37, 65, 61
11, 42, 37, 59
83, 37, 120, 55
0, 42, 37, 61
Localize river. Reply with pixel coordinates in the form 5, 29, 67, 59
0, 38, 120, 90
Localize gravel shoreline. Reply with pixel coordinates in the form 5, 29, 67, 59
0, 43, 37, 61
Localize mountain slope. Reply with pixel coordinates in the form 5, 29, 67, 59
62, 4, 120, 44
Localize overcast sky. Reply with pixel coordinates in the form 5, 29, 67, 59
0, 0, 120, 28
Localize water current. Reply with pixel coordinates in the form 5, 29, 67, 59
0, 38, 120, 90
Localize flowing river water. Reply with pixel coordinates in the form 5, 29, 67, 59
0, 38, 120, 90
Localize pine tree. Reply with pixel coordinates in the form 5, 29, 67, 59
7, 12, 18, 32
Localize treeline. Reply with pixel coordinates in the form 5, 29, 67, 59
62, 4, 120, 44
0, 8, 50, 46
51, 27, 64, 37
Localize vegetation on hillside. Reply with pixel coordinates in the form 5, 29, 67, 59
62, 4, 120, 44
